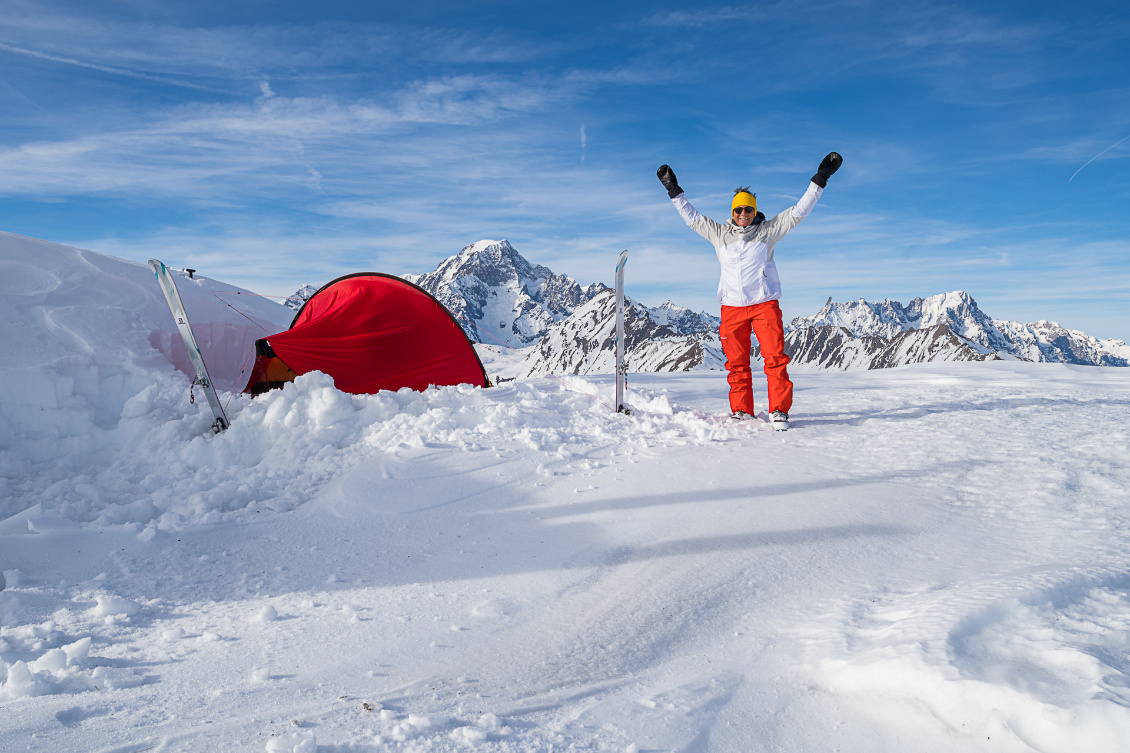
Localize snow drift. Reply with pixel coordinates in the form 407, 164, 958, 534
0, 231, 291, 518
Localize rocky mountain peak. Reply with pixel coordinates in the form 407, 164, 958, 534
405, 239, 605, 348
790, 291, 1127, 366
284, 284, 318, 312
405, 241, 1127, 371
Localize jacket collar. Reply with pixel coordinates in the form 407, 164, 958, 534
727, 211, 765, 232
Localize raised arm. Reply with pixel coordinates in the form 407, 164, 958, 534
657, 164, 727, 242
764, 152, 842, 243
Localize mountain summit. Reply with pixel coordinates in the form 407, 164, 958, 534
401, 241, 1127, 372
790, 292, 1129, 366
404, 240, 607, 348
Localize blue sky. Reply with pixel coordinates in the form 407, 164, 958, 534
2, 0, 1128, 338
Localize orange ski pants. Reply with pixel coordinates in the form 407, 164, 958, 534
719, 300, 793, 415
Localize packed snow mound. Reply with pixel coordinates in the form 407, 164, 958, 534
0, 232, 292, 506
0, 231, 291, 382
3, 367, 765, 528
0, 232, 753, 527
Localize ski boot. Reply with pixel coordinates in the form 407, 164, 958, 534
770, 410, 789, 431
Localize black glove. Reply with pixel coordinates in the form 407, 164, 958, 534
657, 164, 684, 199
810, 152, 842, 188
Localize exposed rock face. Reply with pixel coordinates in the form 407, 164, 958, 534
649, 301, 721, 335
404, 241, 1126, 374
779, 324, 999, 371
403, 239, 607, 348
1008, 319, 1130, 366
517, 290, 724, 377
284, 284, 318, 312
789, 292, 1128, 367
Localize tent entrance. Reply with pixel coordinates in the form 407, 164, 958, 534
245, 340, 300, 395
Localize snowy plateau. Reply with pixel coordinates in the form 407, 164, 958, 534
2, 229, 1130, 753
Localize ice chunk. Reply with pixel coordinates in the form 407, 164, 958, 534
256, 605, 278, 622
121, 385, 158, 418
2, 570, 26, 588
161, 627, 186, 641
3, 661, 49, 699
450, 726, 487, 743
0, 505, 41, 536
92, 595, 140, 618
30, 648, 68, 674
62, 637, 91, 665
91, 666, 146, 689
265, 730, 315, 753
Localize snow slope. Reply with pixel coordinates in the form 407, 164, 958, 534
3, 234, 1130, 752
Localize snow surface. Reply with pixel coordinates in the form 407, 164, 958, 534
4, 235, 1130, 752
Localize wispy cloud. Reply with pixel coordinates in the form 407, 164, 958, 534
646, 3, 796, 27
0, 5, 561, 86
0, 41, 227, 92
0, 68, 589, 200
2, 1, 1128, 343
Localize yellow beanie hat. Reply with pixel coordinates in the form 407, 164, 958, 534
732, 187, 757, 213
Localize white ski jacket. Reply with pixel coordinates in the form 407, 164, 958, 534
672, 181, 823, 307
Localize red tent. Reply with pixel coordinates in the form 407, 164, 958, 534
244, 273, 489, 395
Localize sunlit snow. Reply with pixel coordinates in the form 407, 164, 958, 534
2, 233, 1130, 752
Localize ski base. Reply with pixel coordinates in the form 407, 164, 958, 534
149, 259, 229, 434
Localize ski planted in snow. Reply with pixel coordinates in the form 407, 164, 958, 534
614, 249, 630, 414
148, 259, 229, 434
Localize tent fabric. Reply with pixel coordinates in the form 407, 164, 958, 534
243, 273, 488, 395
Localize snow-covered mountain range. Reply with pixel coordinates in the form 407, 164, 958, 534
780, 322, 999, 370
392, 239, 723, 375
790, 293, 1130, 367
383, 240, 1127, 375
401, 240, 609, 348
515, 290, 725, 377
283, 284, 317, 312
